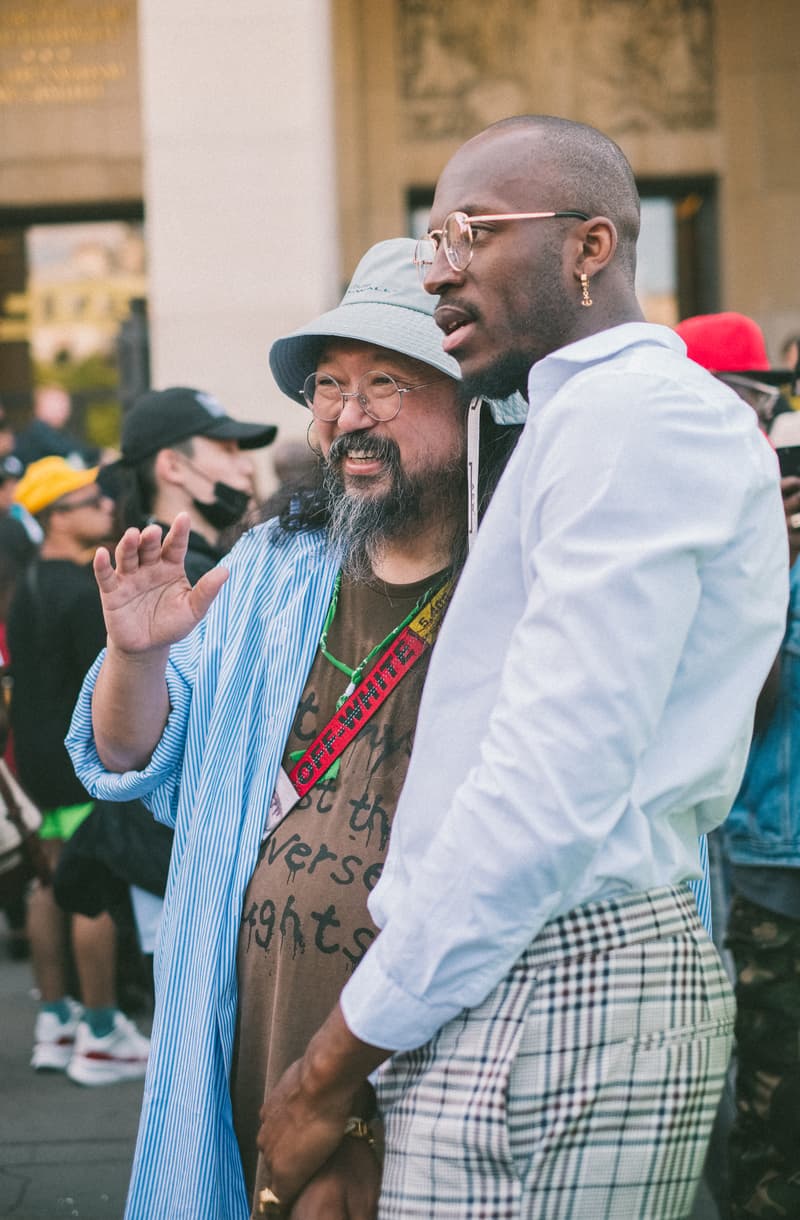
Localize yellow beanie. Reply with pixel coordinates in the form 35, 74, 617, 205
14, 456, 100, 515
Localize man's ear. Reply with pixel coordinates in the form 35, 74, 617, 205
153, 447, 187, 488
574, 216, 618, 279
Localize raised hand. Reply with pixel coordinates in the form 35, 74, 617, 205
94, 513, 228, 656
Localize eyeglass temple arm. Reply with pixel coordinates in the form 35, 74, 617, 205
420, 209, 590, 244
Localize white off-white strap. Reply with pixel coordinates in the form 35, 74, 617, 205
467, 397, 482, 552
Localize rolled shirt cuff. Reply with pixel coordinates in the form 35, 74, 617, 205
66, 650, 191, 823
340, 936, 462, 1054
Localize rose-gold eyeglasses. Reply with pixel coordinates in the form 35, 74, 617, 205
414, 209, 589, 278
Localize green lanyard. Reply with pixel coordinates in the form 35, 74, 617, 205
291, 569, 449, 783
319, 571, 447, 707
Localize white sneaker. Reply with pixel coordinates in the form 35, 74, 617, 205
66, 1012, 150, 1086
31, 998, 84, 1071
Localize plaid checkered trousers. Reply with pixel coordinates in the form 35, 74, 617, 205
376, 884, 734, 1219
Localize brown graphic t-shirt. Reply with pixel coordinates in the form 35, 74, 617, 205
231, 571, 445, 1201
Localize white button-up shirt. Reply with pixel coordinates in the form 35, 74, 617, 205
341, 322, 788, 1052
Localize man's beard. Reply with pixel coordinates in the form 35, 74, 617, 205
460, 349, 533, 402
458, 242, 570, 401
324, 431, 465, 582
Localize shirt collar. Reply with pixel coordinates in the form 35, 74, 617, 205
527, 323, 687, 414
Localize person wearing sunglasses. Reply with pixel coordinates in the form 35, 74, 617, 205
675, 310, 797, 432
257, 117, 788, 1220
66, 238, 523, 1219
7, 456, 150, 1088
675, 312, 800, 1217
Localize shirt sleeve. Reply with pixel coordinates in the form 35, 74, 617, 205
341, 367, 753, 1051
66, 632, 201, 829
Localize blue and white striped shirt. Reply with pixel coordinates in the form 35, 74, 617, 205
68, 523, 340, 1220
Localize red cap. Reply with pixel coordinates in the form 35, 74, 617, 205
674, 312, 770, 373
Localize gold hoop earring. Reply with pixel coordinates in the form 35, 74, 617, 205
580, 273, 593, 308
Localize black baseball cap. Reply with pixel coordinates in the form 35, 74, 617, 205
116, 386, 277, 466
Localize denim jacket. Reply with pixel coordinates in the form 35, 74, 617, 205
725, 558, 800, 866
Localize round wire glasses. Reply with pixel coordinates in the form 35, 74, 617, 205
413, 209, 590, 279
302, 371, 445, 422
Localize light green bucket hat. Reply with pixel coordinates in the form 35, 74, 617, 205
268, 237, 526, 424
269, 237, 459, 399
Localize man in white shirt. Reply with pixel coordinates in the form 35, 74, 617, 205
256, 116, 789, 1218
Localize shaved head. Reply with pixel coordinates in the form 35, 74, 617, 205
424, 114, 645, 395
462, 115, 641, 279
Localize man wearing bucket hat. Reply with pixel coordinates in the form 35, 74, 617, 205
66, 238, 522, 1218
7, 457, 151, 1085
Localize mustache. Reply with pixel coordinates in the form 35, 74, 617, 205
326, 431, 400, 468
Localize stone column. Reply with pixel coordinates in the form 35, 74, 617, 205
137, 0, 338, 450
715, 0, 800, 357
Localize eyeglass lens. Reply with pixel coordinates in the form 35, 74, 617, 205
716, 373, 780, 424
413, 236, 436, 278
442, 213, 472, 271
303, 372, 405, 422
413, 214, 475, 279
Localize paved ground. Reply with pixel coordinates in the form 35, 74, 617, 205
0, 922, 148, 1220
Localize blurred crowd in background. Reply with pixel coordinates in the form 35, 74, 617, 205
0, 305, 798, 1218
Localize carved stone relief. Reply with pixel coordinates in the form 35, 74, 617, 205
579, 0, 715, 133
397, 0, 715, 141
397, 0, 534, 141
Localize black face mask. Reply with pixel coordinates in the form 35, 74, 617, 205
192, 481, 250, 531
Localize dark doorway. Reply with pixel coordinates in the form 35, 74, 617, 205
637, 177, 719, 324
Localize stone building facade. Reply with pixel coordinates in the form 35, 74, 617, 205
0, 0, 797, 444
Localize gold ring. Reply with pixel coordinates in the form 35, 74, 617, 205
790, 512, 800, 530
257, 1186, 283, 1217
